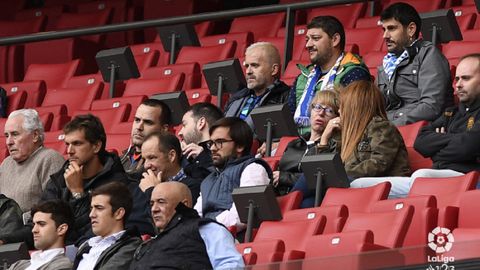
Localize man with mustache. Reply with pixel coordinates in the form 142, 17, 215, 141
120, 99, 171, 175
224, 42, 290, 131
377, 2, 453, 126
289, 16, 370, 135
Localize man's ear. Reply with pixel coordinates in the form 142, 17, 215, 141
271, 63, 280, 78
235, 144, 246, 157
57, 223, 68, 237
32, 130, 40, 143
93, 141, 102, 154
168, 149, 177, 164
162, 124, 169, 132
114, 207, 126, 221
407, 22, 417, 39
331, 33, 341, 48
196, 117, 206, 132
181, 198, 192, 208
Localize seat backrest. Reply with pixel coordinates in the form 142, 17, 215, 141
255, 215, 326, 252
175, 42, 236, 68
91, 96, 147, 122
0, 17, 45, 38
462, 28, 480, 42
457, 190, 480, 228
52, 9, 111, 31
134, 51, 159, 72
123, 75, 185, 97
6, 91, 27, 116
321, 182, 391, 213
442, 41, 480, 61
307, 3, 366, 28
184, 88, 211, 105
200, 32, 253, 59
130, 42, 169, 67
143, 63, 199, 90
106, 133, 131, 154
236, 239, 285, 265
345, 27, 384, 55
41, 83, 102, 114
24, 60, 81, 89
342, 206, 414, 248
397, 121, 432, 172
362, 51, 385, 70
282, 205, 348, 234
409, 171, 479, 208
229, 13, 284, 41
304, 230, 374, 259
1, 81, 47, 108
369, 195, 438, 246
274, 136, 298, 158
277, 191, 303, 215
73, 105, 131, 133
455, 13, 476, 31
355, 16, 381, 29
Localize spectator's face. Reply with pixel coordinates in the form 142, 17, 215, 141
90, 194, 123, 238
64, 129, 100, 166
305, 27, 335, 66
244, 47, 276, 91
142, 137, 174, 178
150, 185, 178, 231
209, 127, 240, 168
131, 105, 164, 150
455, 57, 480, 105
178, 111, 202, 145
4, 116, 39, 163
381, 18, 414, 55
309, 102, 337, 133
32, 212, 64, 251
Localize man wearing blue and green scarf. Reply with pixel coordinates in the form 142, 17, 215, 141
289, 15, 370, 135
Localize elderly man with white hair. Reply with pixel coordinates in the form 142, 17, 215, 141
0, 109, 64, 213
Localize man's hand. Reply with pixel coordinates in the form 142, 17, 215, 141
64, 161, 84, 194
139, 169, 162, 192
182, 142, 204, 159
319, 117, 341, 146
257, 142, 280, 157
435, 127, 446, 133
272, 171, 280, 187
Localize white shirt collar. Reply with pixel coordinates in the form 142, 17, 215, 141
27, 248, 64, 270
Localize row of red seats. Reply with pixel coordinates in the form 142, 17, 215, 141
237, 172, 480, 268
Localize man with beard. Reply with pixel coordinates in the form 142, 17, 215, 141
193, 117, 271, 229
120, 99, 171, 175
377, 2, 453, 126
178, 102, 223, 179
224, 42, 290, 131
289, 15, 370, 135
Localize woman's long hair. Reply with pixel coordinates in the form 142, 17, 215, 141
339, 80, 387, 162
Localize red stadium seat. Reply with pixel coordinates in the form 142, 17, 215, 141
6, 91, 27, 116
23, 60, 81, 90
0, 17, 45, 38
73, 105, 131, 133
35, 106, 70, 131
229, 13, 284, 41
44, 140, 67, 156
382, 0, 445, 13
194, 21, 214, 38
307, 3, 367, 28
0, 46, 8, 83
1, 81, 47, 108
342, 206, 414, 248
397, 121, 433, 172
44, 130, 66, 144
355, 16, 382, 29
133, 51, 159, 72
277, 191, 303, 215
200, 32, 254, 59
91, 96, 147, 121
409, 171, 480, 230
184, 88, 212, 105
175, 42, 236, 68
123, 75, 184, 97
15, 5, 65, 30
345, 27, 384, 56
142, 63, 200, 90
236, 239, 284, 266
455, 13, 477, 31
130, 42, 169, 67
63, 73, 124, 99
41, 83, 103, 115
281, 60, 309, 84
283, 205, 348, 234
276, 25, 308, 38
39, 112, 54, 132
442, 41, 480, 67
106, 133, 131, 154
453, 4, 480, 29
321, 182, 391, 213
462, 28, 480, 42
262, 136, 298, 169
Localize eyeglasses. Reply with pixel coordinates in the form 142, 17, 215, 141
206, 139, 234, 149
311, 103, 336, 116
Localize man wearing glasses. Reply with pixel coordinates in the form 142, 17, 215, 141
193, 117, 272, 230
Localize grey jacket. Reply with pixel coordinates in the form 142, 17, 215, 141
0, 194, 23, 237
8, 253, 72, 270
377, 40, 453, 126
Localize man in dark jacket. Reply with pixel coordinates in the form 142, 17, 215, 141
414, 53, 480, 174
138, 132, 202, 205
74, 182, 141, 270
130, 181, 244, 269
224, 42, 290, 131
0, 115, 154, 248
0, 194, 23, 237
377, 2, 453, 126
178, 102, 223, 179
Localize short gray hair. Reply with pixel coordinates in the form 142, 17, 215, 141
8, 109, 45, 143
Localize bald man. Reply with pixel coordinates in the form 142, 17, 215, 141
224, 41, 291, 130
130, 182, 244, 269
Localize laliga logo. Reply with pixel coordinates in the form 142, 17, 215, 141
428, 227, 454, 253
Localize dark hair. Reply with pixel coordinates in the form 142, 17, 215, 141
91, 182, 133, 224
63, 114, 107, 154
381, 2, 421, 39
141, 99, 172, 126
31, 200, 74, 231
143, 131, 182, 165
307, 15, 345, 51
209, 117, 253, 156
189, 102, 223, 127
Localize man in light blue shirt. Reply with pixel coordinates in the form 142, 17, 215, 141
130, 181, 244, 269
73, 182, 142, 270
